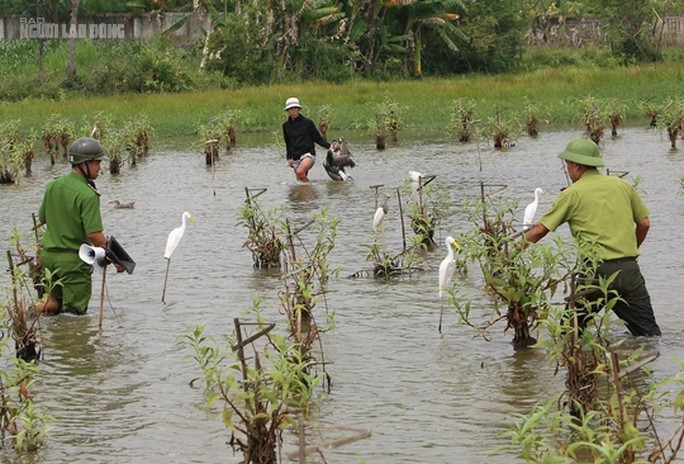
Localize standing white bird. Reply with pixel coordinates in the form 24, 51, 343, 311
522, 187, 546, 230
162, 211, 195, 303
438, 236, 460, 333
373, 197, 389, 232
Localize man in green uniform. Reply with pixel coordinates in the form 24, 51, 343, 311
524, 137, 661, 336
35, 137, 121, 316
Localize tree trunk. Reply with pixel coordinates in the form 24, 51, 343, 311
66, 0, 80, 83
413, 28, 422, 78
38, 39, 45, 83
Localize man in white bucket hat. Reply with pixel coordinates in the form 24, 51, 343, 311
282, 97, 331, 182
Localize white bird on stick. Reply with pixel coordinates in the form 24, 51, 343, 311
408, 170, 424, 183
408, 170, 425, 189
522, 187, 546, 230
438, 236, 460, 333
373, 197, 389, 232
162, 211, 195, 303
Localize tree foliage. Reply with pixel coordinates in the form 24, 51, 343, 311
1, 0, 683, 87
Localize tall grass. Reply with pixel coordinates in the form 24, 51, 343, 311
1, 59, 683, 140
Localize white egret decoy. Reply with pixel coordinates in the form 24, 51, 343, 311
161, 211, 195, 303
408, 170, 424, 183
372, 197, 389, 232
438, 236, 460, 333
522, 187, 546, 230
408, 171, 425, 189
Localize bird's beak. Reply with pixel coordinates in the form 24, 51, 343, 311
450, 240, 461, 251
540, 190, 548, 198
188, 216, 196, 226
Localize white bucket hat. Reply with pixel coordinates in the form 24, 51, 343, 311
284, 97, 302, 111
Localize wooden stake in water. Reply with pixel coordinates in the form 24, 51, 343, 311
98, 264, 108, 332
161, 258, 171, 303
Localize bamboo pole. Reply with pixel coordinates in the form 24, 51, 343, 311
98, 264, 108, 332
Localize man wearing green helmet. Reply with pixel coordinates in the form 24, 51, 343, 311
34, 137, 122, 316
525, 137, 661, 336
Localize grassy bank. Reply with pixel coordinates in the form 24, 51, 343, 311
2, 61, 683, 139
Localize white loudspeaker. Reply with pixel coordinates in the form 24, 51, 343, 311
78, 244, 106, 267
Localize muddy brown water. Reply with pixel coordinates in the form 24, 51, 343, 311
1, 128, 683, 463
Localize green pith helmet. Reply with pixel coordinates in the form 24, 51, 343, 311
69, 137, 106, 165
558, 137, 604, 167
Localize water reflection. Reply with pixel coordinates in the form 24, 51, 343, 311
287, 182, 319, 213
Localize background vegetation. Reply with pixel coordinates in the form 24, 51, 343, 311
1, 0, 684, 138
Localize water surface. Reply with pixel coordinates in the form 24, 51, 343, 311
1, 128, 682, 463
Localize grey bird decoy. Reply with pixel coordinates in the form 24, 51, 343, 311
324, 137, 357, 181
110, 200, 135, 209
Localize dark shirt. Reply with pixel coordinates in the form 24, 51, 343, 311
283, 114, 330, 161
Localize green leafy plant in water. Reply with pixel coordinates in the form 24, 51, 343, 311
657, 97, 684, 150
0, 354, 51, 451
197, 110, 240, 164
507, 297, 683, 463
453, 194, 577, 348
80, 111, 114, 141
237, 191, 285, 269
524, 99, 546, 137
7, 228, 44, 361
123, 113, 153, 164
101, 129, 128, 175
183, 300, 323, 464
0, 251, 52, 449
361, 192, 425, 280
376, 95, 402, 145
403, 177, 450, 250
481, 107, 522, 149
637, 98, 659, 128
363, 241, 402, 279
575, 95, 608, 145
316, 105, 333, 139
281, 207, 339, 351
0, 120, 24, 184
216, 109, 240, 153
41, 114, 73, 165
448, 97, 477, 142
503, 238, 684, 462
605, 98, 628, 137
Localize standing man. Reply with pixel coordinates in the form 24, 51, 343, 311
524, 137, 661, 336
35, 137, 122, 316
282, 97, 330, 182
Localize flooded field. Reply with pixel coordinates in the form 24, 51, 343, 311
1, 127, 683, 463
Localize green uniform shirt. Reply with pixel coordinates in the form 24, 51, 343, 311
539, 169, 649, 261
38, 172, 103, 252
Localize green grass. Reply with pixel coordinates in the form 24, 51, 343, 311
1, 60, 683, 140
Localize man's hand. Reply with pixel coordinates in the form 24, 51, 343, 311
114, 262, 125, 273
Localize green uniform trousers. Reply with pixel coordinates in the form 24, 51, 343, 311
40, 249, 93, 315
574, 257, 661, 336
